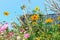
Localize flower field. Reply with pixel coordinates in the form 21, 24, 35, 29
0, 0, 60, 40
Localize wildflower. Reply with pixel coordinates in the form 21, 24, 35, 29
31, 14, 38, 21
7, 32, 13, 37
0, 23, 8, 32
16, 35, 21, 40
3, 11, 9, 16
0, 31, 4, 34
35, 37, 40, 40
32, 22, 37, 25
57, 24, 60, 27
34, 6, 39, 11
57, 16, 60, 20
23, 33, 29, 39
45, 18, 53, 23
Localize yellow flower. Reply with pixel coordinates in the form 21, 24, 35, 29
45, 18, 53, 23
3, 11, 9, 16
32, 22, 37, 25
34, 6, 39, 11
34, 37, 40, 40
31, 14, 38, 21
57, 24, 60, 27
57, 16, 60, 20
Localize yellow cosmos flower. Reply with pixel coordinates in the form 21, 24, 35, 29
45, 18, 53, 23
3, 11, 9, 16
31, 14, 38, 21
57, 24, 60, 27
34, 37, 40, 40
32, 22, 37, 25
34, 6, 39, 11
57, 16, 60, 20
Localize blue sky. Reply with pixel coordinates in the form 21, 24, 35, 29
0, 0, 45, 30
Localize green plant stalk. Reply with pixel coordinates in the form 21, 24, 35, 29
23, 10, 32, 35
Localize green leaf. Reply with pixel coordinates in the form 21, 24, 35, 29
28, 34, 35, 40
